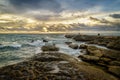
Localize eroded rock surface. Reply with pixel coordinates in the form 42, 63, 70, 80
0, 51, 118, 80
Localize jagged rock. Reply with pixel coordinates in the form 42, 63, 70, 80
41, 45, 59, 51
69, 43, 78, 49
108, 66, 120, 77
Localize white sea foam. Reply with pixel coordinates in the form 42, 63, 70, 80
26, 40, 45, 47
0, 42, 22, 50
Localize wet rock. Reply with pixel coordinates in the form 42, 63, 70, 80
108, 66, 120, 77
80, 49, 87, 54
41, 45, 59, 51
69, 43, 78, 49
43, 39, 48, 42
32, 54, 63, 62
79, 44, 87, 49
73, 35, 95, 41
65, 42, 72, 45
65, 34, 75, 38
82, 45, 119, 61
79, 55, 99, 62
0, 52, 118, 80
87, 46, 120, 60
87, 46, 103, 57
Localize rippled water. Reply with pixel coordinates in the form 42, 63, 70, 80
0, 34, 84, 67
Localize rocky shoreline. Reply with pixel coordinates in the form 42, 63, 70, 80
0, 34, 120, 80
65, 34, 120, 79
65, 34, 120, 50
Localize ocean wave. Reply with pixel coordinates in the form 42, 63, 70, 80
22, 40, 45, 47
0, 44, 21, 51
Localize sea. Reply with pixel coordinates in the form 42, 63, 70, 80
0, 31, 120, 67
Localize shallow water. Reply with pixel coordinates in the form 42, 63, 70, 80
0, 34, 83, 67
0, 32, 119, 67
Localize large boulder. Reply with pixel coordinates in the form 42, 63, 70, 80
69, 43, 78, 49
41, 45, 59, 51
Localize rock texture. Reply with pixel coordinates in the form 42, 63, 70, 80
78, 45, 120, 79
41, 45, 59, 51
0, 51, 118, 80
69, 43, 78, 49
65, 34, 120, 50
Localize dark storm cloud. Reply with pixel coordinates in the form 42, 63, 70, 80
59, 0, 120, 11
110, 14, 120, 18
89, 16, 120, 27
0, 0, 118, 14
9, 0, 62, 12
0, 0, 120, 32
89, 17, 110, 24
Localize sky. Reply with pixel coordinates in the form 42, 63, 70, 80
0, 0, 120, 33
